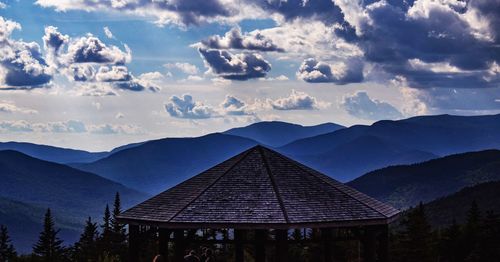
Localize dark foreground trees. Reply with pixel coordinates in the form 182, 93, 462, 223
0, 224, 17, 261
32, 209, 67, 261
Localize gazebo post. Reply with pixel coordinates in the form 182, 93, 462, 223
377, 225, 389, 262
128, 224, 140, 262
276, 229, 288, 262
321, 228, 333, 262
234, 229, 245, 262
173, 229, 185, 262
255, 229, 266, 262
159, 228, 170, 260
362, 226, 377, 262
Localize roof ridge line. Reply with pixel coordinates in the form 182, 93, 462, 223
271, 150, 393, 218
167, 147, 255, 222
258, 147, 290, 223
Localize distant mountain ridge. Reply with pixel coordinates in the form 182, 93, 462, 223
223, 121, 344, 147
278, 114, 500, 181
0, 150, 149, 252
424, 181, 500, 226
348, 149, 500, 210
73, 133, 259, 193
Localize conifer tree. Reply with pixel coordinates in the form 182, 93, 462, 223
0, 225, 16, 261
98, 204, 112, 257
394, 203, 435, 262
74, 217, 99, 261
33, 209, 66, 262
110, 192, 127, 259
439, 219, 463, 261
463, 200, 481, 259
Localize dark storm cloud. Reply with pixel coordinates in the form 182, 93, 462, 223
200, 27, 284, 52
198, 48, 271, 80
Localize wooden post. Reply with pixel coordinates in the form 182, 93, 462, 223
234, 229, 245, 262
128, 224, 140, 262
377, 225, 389, 262
321, 228, 333, 262
173, 229, 185, 262
362, 226, 377, 262
159, 228, 170, 261
276, 229, 288, 262
255, 229, 266, 262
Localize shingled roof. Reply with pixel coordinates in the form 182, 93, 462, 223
118, 145, 399, 228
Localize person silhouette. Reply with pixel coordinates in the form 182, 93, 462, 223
184, 250, 200, 262
204, 249, 215, 262
153, 254, 165, 262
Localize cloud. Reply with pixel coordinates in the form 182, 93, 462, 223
199, 48, 271, 80
342, 91, 403, 120
0, 101, 38, 114
297, 58, 364, 84
0, 2, 6, 9
103, 26, 114, 39
43, 26, 69, 67
220, 95, 254, 116
165, 94, 213, 119
0, 17, 52, 88
63, 34, 131, 65
0, 119, 143, 134
35, 0, 232, 26
95, 66, 131, 82
198, 27, 284, 52
0, 119, 87, 133
270, 90, 322, 110
164, 62, 199, 75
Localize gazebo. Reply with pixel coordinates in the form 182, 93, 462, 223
118, 145, 399, 262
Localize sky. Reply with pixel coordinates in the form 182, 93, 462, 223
0, 0, 499, 151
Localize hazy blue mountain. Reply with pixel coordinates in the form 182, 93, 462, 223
74, 133, 258, 194
223, 121, 344, 147
296, 135, 437, 181
0, 150, 148, 252
0, 197, 80, 254
280, 114, 500, 156
0, 141, 108, 164
278, 114, 500, 181
348, 150, 500, 210
423, 181, 500, 226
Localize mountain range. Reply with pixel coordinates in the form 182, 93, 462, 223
0, 150, 149, 252
348, 150, 500, 209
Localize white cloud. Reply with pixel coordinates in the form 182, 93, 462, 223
342, 91, 404, 120
103, 26, 114, 39
297, 58, 364, 84
165, 94, 214, 119
0, 101, 38, 114
164, 62, 199, 75
270, 90, 324, 110
0, 2, 6, 9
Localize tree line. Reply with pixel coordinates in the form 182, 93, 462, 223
391, 201, 500, 262
2, 196, 500, 261
0, 193, 127, 262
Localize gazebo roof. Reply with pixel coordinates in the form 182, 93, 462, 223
118, 145, 399, 229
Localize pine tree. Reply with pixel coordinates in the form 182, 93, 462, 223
464, 200, 481, 260
394, 203, 435, 262
33, 209, 66, 262
98, 204, 112, 257
110, 192, 127, 259
0, 225, 16, 261
439, 219, 463, 261
74, 217, 99, 262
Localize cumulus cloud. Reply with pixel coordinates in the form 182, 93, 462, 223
165, 94, 214, 119
220, 95, 254, 116
297, 58, 364, 84
342, 91, 403, 120
198, 27, 284, 52
199, 48, 271, 80
0, 17, 52, 88
270, 90, 322, 110
89, 123, 143, 135
0, 101, 38, 114
63, 35, 131, 65
164, 62, 199, 75
0, 2, 6, 9
95, 66, 131, 82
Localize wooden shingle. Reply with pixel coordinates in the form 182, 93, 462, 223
118, 145, 399, 228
